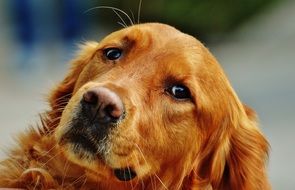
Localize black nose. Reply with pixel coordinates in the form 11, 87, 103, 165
82, 87, 124, 124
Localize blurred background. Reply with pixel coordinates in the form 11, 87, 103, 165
0, 0, 294, 189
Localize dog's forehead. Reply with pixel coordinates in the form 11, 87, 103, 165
92, 23, 208, 83
100, 23, 202, 51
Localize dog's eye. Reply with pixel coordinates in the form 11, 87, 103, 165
166, 85, 191, 100
104, 48, 122, 60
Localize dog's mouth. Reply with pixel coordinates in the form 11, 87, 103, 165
114, 167, 137, 181
60, 132, 138, 181
68, 140, 138, 181
71, 134, 98, 154
59, 131, 99, 156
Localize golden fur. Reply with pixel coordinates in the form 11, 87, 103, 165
0, 23, 270, 190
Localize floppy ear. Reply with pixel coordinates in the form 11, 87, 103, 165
183, 46, 270, 190
191, 104, 270, 190
46, 42, 98, 131
218, 105, 270, 189
187, 105, 270, 190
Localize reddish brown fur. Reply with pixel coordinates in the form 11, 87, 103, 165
0, 23, 270, 190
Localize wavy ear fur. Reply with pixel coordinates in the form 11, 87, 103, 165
217, 105, 270, 190
187, 105, 270, 190
46, 42, 98, 131
186, 48, 270, 190
192, 105, 270, 190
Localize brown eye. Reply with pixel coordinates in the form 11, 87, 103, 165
166, 85, 191, 100
104, 48, 122, 60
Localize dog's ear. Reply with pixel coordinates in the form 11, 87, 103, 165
187, 105, 270, 190
217, 105, 270, 190
46, 42, 98, 130
184, 47, 270, 189
192, 104, 270, 190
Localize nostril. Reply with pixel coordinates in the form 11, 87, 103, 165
104, 104, 124, 121
83, 90, 98, 105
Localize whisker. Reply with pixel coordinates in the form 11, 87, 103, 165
137, 0, 143, 24
134, 143, 168, 189
51, 106, 66, 111
52, 99, 69, 104
154, 174, 168, 190
134, 144, 148, 165
61, 159, 70, 188
129, 172, 134, 189
80, 174, 88, 189
52, 98, 70, 103
69, 173, 87, 187
52, 99, 69, 105
84, 6, 134, 26
33, 175, 41, 190
40, 150, 62, 168
47, 116, 62, 123
141, 178, 145, 189
129, 9, 136, 25
40, 143, 59, 157
117, 21, 127, 28
49, 107, 66, 112
134, 143, 155, 189
51, 93, 72, 103
151, 174, 156, 190
134, 154, 145, 189
112, 9, 128, 28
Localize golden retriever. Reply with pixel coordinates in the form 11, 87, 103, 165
0, 23, 270, 190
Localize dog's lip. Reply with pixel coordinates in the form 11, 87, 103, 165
60, 132, 98, 154
114, 167, 137, 181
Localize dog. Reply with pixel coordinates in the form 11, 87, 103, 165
0, 23, 270, 190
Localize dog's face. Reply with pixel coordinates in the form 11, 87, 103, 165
55, 23, 202, 181
52, 23, 269, 189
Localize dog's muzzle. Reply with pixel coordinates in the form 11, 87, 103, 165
61, 87, 125, 156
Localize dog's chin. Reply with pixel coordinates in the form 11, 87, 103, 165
60, 141, 138, 182
59, 142, 99, 169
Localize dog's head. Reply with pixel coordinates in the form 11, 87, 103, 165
49, 23, 269, 189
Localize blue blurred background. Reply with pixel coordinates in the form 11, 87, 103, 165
0, 0, 294, 189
